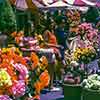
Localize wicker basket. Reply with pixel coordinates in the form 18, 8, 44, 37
82, 88, 100, 100
63, 83, 82, 100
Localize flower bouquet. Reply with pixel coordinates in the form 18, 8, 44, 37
82, 74, 100, 100
0, 47, 28, 99
64, 61, 86, 85
25, 52, 50, 100
66, 10, 80, 27
77, 23, 98, 43
73, 47, 96, 64
0, 47, 50, 100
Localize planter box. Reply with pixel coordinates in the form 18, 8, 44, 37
63, 83, 82, 100
82, 89, 100, 100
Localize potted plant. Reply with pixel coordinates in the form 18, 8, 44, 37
63, 58, 86, 100
82, 74, 100, 100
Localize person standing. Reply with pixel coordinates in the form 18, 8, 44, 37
55, 21, 67, 64
43, 30, 61, 91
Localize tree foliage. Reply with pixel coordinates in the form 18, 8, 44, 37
0, 0, 17, 34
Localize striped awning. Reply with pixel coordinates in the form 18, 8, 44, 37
35, 0, 100, 7
15, 0, 100, 11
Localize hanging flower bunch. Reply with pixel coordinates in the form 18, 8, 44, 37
28, 52, 50, 100
66, 10, 80, 27
73, 47, 96, 64
77, 23, 98, 43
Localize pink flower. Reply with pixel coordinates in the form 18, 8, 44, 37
12, 63, 28, 80
78, 23, 98, 45
0, 95, 12, 100
11, 80, 26, 97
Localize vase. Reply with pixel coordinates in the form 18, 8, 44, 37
63, 83, 82, 100
82, 88, 100, 100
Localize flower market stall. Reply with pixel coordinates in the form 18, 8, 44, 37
0, 0, 100, 100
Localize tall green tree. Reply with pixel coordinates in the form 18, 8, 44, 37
0, 0, 17, 34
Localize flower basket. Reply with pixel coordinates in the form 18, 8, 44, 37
63, 83, 82, 100
82, 88, 100, 100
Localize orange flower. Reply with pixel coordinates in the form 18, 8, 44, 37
39, 70, 50, 88
0, 61, 17, 82
34, 81, 41, 95
34, 70, 50, 95
0, 90, 3, 95
17, 31, 24, 37
31, 52, 39, 69
15, 37, 21, 44
11, 31, 17, 37
13, 54, 27, 66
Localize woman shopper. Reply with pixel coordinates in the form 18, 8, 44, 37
43, 30, 62, 91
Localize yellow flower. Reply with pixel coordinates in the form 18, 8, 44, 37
0, 69, 12, 87
39, 56, 48, 71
